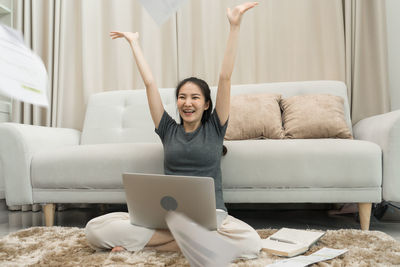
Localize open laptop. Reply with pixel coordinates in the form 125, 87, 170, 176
122, 172, 219, 230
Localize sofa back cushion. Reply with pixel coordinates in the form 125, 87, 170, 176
81, 89, 179, 144
81, 80, 352, 145
225, 93, 284, 140
226, 81, 352, 136
281, 94, 353, 139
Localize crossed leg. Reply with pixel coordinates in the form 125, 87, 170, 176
111, 229, 179, 252
85, 211, 261, 258
85, 213, 181, 253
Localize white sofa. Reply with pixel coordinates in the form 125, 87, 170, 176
1, 80, 399, 229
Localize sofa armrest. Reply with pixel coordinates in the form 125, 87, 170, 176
353, 110, 400, 202
0, 123, 81, 206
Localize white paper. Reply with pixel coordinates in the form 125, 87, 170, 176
265, 247, 348, 267
138, 0, 188, 25
268, 228, 325, 245
0, 24, 49, 107
165, 211, 240, 267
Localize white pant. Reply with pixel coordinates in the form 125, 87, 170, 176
85, 212, 262, 259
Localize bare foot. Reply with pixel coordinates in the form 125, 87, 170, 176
111, 246, 126, 252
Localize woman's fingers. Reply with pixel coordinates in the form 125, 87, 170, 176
109, 32, 125, 39
238, 2, 258, 14
109, 31, 139, 42
243, 2, 258, 11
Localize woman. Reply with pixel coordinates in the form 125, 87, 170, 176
85, 2, 262, 259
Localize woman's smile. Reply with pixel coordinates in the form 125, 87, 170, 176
183, 109, 195, 115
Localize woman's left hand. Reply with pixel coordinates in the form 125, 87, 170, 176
227, 2, 258, 26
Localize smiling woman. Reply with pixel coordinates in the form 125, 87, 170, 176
86, 2, 263, 258
176, 77, 212, 131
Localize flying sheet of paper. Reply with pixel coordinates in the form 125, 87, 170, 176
165, 211, 240, 267
0, 24, 49, 107
138, 0, 188, 25
265, 247, 348, 267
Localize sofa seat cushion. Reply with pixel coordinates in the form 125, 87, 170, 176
221, 139, 382, 188
32, 140, 382, 190
31, 143, 164, 189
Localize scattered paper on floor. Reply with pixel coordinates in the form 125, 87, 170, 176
265, 247, 348, 267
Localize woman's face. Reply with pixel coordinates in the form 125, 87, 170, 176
177, 82, 209, 125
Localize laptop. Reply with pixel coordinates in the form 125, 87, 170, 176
122, 172, 219, 230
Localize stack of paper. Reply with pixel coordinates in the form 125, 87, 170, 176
262, 228, 325, 257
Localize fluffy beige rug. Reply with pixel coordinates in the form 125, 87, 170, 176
0, 227, 400, 266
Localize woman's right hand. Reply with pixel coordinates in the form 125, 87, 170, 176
109, 31, 139, 44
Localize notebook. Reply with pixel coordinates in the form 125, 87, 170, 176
262, 228, 325, 257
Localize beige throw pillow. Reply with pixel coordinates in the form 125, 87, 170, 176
281, 94, 352, 139
225, 93, 284, 140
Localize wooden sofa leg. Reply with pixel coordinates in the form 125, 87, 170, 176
43, 204, 55, 226
358, 203, 372, 231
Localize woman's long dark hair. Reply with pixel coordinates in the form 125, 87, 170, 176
176, 77, 227, 156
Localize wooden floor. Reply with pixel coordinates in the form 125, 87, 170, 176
1, 200, 400, 242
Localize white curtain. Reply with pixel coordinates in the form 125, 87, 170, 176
12, 0, 60, 126
177, 0, 345, 85
12, 0, 389, 128
177, 0, 390, 123
56, 0, 178, 129
13, 0, 178, 129
343, 0, 390, 123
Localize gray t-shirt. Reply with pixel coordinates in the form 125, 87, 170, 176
155, 109, 228, 211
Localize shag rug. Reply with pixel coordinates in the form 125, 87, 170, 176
1, 227, 400, 266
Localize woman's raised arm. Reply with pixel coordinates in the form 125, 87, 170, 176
110, 31, 164, 128
215, 2, 258, 125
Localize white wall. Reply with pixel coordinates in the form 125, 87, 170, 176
386, 0, 400, 111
